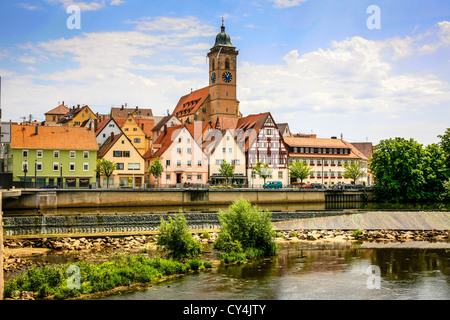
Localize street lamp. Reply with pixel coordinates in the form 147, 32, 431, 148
60, 164, 63, 189
34, 160, 37, 189
23, 161, 28, 189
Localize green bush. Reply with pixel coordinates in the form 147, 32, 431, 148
352, 229, 363, 239
157, 212, 202, 258
220, 251, 247, 264
214, 199, 278, 257
188, 259, 203, 271
203, 261, 212, 269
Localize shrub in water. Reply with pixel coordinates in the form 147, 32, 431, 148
188, 259, 203, 271
157, 212, 202, 258
214, 199, 278, 257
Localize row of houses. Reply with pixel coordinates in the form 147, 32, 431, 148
3, 106, 372, 189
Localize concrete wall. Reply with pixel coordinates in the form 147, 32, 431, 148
2, 189, 370, 211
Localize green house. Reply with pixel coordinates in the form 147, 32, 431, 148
6, 125, 98, 188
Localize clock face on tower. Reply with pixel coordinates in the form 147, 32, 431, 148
222, 71, 232, 83
211, 72, 216, 84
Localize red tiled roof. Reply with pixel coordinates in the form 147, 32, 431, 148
11, 124, 98, 151
97, 133, 124, 158
45, 104, 69, 116
172, 87, 210, 118
111, 107, 153, 118
135, 118, 155, 137
143, 125, 183, 159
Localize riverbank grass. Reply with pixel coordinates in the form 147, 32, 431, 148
4, 254, 211, 300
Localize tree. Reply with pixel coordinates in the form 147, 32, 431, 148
157, 211, 202, 258
438, 128, 450, 174
370, 138, 427, 202
219, 160, 234, 185
214, 199, 278, 257
288, 160, 314, 186
343, 162, 366, 185
422, 143, 448, 201
96, 159, 117, 188
252, 161, 273, 185
149, 158, 164, 187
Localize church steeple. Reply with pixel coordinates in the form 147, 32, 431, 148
207, 19, 240, 123
213, 18, 234, 48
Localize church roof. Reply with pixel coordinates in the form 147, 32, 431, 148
213, 19, 234, 48
172, 86, 210, 118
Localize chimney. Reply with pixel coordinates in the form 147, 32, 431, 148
94, 119, 98, 132
331, 136, 337, 139
163, 124, 168, 137
111, 132, 115, 141
62, 101, 64, 106
121, 105, 124, 110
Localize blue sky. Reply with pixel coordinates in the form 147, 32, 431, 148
0, 0, 449, 145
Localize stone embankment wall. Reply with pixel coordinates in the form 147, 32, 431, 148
3, 189, 370, 210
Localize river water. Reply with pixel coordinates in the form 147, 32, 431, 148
102, 242, 450, 300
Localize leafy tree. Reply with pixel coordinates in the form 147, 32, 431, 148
438, 128, 450, 173
96, 159, 117, 188
252, 161, 273, 185
422, 144, 448, 200
157, 211, 202, 258
343, 161, 366, 185
214, 199, 278, 257
219, 160, 234, 185
288, 160, 314, 186
149, 158, 164, 187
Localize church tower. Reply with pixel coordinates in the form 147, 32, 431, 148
207, 19, 240, 123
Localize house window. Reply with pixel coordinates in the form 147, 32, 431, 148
197, 174, 202, 180
128, 163, 140, 170
36, 162, 43, 171
70, 151, 76, 158
113, 151, 121, 157
83, 163, 89, 171
22, 150, 29, 158
116, 163, 124, 170
229, 148, 232, 154
83, 151, 89, 159
125, 128, 129, 131
278, 171, 283, 179
187, 148, 192, 154
187, 138, 191, 143
177, 148, 182, 154
54, 150, 60, 158
251, 171, 256, 179
198, 160, 202, 167
177, 160, 181, 167
133, 128, 137, 131
36, 150, 43, 158
69, 163, 75, 171
187, 160, 192, 167
166, 160, 170, 167
187, 174, 192, 181
53, 163, 59, 171
166, 173, 171, 180
178, 137, 182, 143
223, 148, 226, 154
134, 138, 141, 143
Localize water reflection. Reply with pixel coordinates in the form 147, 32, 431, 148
103, 243, 450, 300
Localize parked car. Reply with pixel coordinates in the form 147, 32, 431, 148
310, 183, 326, 190
263, 181, 283, 189
40, 185, 59, 189
343, 184, 354, 190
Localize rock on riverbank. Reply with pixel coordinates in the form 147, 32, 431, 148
276, 229, 450, 242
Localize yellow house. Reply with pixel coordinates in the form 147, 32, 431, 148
58, 105, 99, 127
97, 132, 145, 188
118, 114, 150, 157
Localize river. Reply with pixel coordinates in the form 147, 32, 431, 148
101, 242, 450, 300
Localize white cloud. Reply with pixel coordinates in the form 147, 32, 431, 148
16, 3, 43, 10
269, 0, 308, 9
45, 0, 124, 11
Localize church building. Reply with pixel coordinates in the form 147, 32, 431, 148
172, 19, 240, 124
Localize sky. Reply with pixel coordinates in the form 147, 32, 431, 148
0, 0, 449, 146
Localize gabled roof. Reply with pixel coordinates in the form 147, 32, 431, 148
45, 104, 69, 116
11, 124, 98, 151
95, 118, 121, 137
57, 105, 97, 124
111, 107, 153, 118
135, 118, 155, 137
235, 113, 271, 151
97, 133, 124, 158
143, 125, 182, 159
215, 116, 239, 130
172, 87, 210, 118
